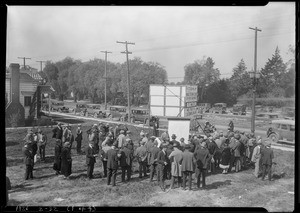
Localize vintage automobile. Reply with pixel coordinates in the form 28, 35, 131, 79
130, 108, 156, 126
85, 104, 103, 118
109, 105, 128, 121
267, 119, 295, 144
232, 104, 246, 115
73, 104, 88, 116
50, 100, 69, 113
210, 103, 227, 114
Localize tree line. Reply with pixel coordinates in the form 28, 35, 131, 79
37, 45, 294, 107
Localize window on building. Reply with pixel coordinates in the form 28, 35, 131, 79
24, 96, 31, 107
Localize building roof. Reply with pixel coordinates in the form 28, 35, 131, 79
6, 72, 37, 82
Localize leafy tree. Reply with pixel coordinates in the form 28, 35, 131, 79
183, 56, 220, 102
259, 47, 287, 96
229, 59, 252, 99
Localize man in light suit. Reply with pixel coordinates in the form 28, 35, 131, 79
251, 139, 262, 178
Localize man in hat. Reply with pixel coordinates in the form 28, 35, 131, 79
53, 138, 62, 175
24, 129, 34, 144
75, 124, 83, 154
180, 144, 196, 190
168, 142, 183, 189
85, 141, 97, 180
135, 139, 148, 178
251, 138, 262, 178
114, 124, 121, 139
230, 133, 242, 173
194, 142, 211, 188
102, 133, 113, 147
119, 140, 134, 182
170, 134, 180, 146
157, 143, 169, 191
165, 139, 173, 180
100, 142, 111, 178
106, 143, 119, 186
63, 124, 74, 152
207, 136, 218, 174
149, 140, 161, 182
89, 124, 100, 154
117, 130, 126, 149
37, 128, 47, 162
22, 141, 34, 180
124, 131, 134, 151
260, 140, 274, 181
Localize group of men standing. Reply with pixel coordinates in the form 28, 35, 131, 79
22, 119, 274, 192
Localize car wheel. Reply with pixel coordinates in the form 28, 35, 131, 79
268, 132, 279, 143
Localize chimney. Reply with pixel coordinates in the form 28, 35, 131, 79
6, 63, 25, 127
10, 63, 20, 103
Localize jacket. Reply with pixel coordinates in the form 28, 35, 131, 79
180, 149, 195, 172
75, 129, 83, 141
106, 148, 119, 169
260, 147, 274, 165
194, 148, 211, 169
149, 146, 161, 165
119, 147, 133, 167
157, 150, 168, 165
52, 126, 63, 140
251, 145, 261, 162
117, 134, 126, 149
169, 148, 183, 176
85, 145, 96, 165
22, 146, 33, 165
135, 145, 147, 162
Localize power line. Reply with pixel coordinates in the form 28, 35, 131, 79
18, 57, 31, 69
116, 41, 135, 123
100, 51, 112, 110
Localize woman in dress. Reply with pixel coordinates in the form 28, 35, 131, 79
61, 142, 72, 179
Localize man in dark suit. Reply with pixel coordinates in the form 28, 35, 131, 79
22, 142, 34, 180
157, 143, 168, 191
106, 143, 119, 186
260, 140, 274, 181
149, 140, 161, 182
75, 124, 83, 154
180, 144, 196, 190
52, 122, 63, 141
194, 142, 211, 188
119, 140, 134, 182
85, 141, 97, 180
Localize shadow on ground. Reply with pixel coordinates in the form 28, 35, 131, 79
203, 180, 232, 190
10, 182, 45, 193
6, 141, 20, 147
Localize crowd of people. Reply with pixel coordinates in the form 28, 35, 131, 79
22, 120, 274, 191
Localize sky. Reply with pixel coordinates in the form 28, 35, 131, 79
6, 3, 295, 82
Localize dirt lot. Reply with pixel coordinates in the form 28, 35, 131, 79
5, 122, 295, 211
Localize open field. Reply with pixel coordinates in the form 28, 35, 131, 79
5, 122, 295, 211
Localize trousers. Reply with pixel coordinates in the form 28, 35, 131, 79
149, 164, 158, 181
25, 165, 33, 180
182, 171, 192, 190
38, 145, 46, 161
157, 164, 166, 189
195, 168, 206, 188
121, 166, 131, 181
138, 161, 147, 177
107, 168, 117, 186
87, 163, 94, 178
261, 164, 272, 180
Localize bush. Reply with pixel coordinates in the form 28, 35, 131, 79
7, 110, 21, 127
24, 115, 35, 126
36, 117, 57, 127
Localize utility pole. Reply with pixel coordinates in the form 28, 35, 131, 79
249, 27, 262, 134
36, 60, 47, 72
18, 57, 31, 70
101, 51, 112, 110
116, 41, 135, 123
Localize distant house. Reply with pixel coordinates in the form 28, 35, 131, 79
5, 64, 54, 127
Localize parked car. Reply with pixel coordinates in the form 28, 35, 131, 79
74, 104, 88, 116
50, 100, 69, 113
109, 105, 127, 121
267, 119, 295, 144
210, 103, 227, 114
85, 104, 103, 118
232, 104, 246, 115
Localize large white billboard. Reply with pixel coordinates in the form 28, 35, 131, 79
168, 118, 191, 144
